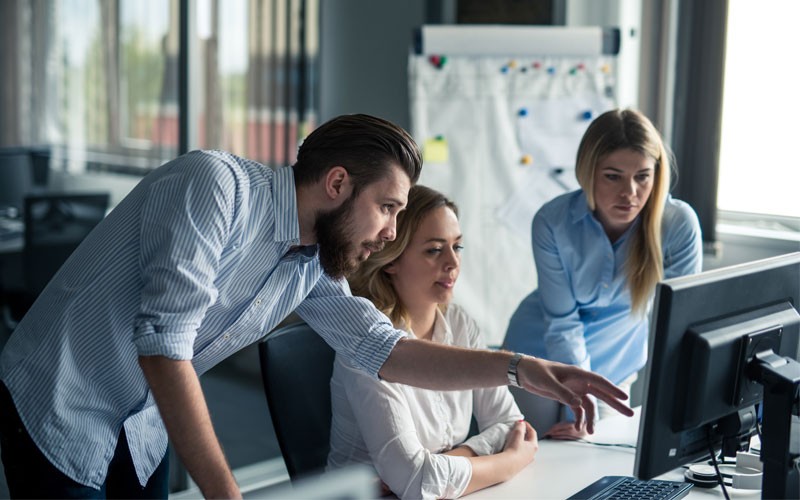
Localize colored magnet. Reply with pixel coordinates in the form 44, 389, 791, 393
518, 108, 528, 117
601, 63, 611, 74
429, 55, 447, 69
581, 110, 593, 121
520, 154, 534, 165
423, 136, 449, 164
532, 61, 542, 69
547, 66, 556, 75
508, 60, 518, 69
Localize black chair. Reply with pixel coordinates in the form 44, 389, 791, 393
258, 321, 336, 480
23, 192, 110, 295
2, 192, 109, 327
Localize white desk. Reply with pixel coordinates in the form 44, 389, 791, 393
468, 409, 761, 499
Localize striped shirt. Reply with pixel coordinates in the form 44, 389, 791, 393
0, 150, 404, 488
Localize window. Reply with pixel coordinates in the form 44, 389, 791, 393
718, 0, 800, 221
2, 0, 318, 174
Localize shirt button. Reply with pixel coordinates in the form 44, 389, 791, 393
602, 283, 608, 288
255, 299, 262, 305
224, 333, 231, 340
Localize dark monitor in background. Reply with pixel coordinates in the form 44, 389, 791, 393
0, 148, 34, 217
0, 147, 50, 218
634, 252, 800, 498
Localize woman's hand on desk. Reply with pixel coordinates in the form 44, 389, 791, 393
503, 420, 539, 467
516, 356, 634, 434
543, 421, 589, 440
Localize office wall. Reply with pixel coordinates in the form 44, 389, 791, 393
319, 0, 428, 128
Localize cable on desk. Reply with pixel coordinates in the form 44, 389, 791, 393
570, 438, 636, 450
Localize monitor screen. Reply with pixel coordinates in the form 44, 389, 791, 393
634, 252, 800, 495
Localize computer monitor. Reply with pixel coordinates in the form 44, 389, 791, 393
0, 148, 34, 217
634, 252, 800, 498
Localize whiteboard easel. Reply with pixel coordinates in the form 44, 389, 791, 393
410, 25, 620, 344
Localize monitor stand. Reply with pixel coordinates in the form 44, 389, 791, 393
749, 350, 800, 499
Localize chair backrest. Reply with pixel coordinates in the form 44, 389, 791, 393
258, 321, 336, 480
23, 192, 109, 295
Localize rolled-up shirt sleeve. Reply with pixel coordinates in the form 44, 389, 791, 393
336, 358, 473, 499
295, 273, 405, 378
133, 154, 237, 359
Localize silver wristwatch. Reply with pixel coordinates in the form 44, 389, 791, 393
507, 352, 524, 388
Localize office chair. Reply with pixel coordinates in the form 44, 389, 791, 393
258, 321, 336, 480
1, 192, 109, 328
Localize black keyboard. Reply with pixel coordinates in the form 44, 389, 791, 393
566, 476, 693, 500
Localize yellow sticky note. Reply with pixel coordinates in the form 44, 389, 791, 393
423, 137, 449, 164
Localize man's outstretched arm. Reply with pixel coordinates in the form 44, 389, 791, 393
379, 338, 633, 434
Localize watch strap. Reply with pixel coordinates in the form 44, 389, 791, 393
507, 352, 524, 388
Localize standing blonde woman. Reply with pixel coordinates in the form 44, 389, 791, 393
503, 109, 702, 439
328, 185, 538, 499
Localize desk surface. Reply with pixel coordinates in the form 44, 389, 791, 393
0, 217, 23, 254
469, 409, 760, 499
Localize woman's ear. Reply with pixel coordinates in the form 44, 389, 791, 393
383, 262, 397, 275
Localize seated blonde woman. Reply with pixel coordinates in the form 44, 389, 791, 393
327, 185, 538, 499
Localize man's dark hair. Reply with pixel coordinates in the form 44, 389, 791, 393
292, 114, 422, 194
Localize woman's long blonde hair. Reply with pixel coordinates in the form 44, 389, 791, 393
348, 185, 458, 327
575, 109, 671, 315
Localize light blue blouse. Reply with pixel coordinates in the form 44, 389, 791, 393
0, 150, 403, 488
503, 190, 702, 386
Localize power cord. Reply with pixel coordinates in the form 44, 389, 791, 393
571, 438, 636, 450
707, 430, 730, 500
754, 402, 763, 445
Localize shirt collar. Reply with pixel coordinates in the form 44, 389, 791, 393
430, 307, 453, 344
399, 307, 453, 344
272, 166, 301, 245
570, 190, 593, 224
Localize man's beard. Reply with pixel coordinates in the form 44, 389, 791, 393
314, 195, 385, 280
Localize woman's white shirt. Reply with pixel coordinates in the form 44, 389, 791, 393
327, 303, 524, 499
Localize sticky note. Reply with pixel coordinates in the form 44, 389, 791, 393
423, 137, 449, 164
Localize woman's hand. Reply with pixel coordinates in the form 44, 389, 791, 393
503, 420, 539, 470
544, 421, 589, 440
